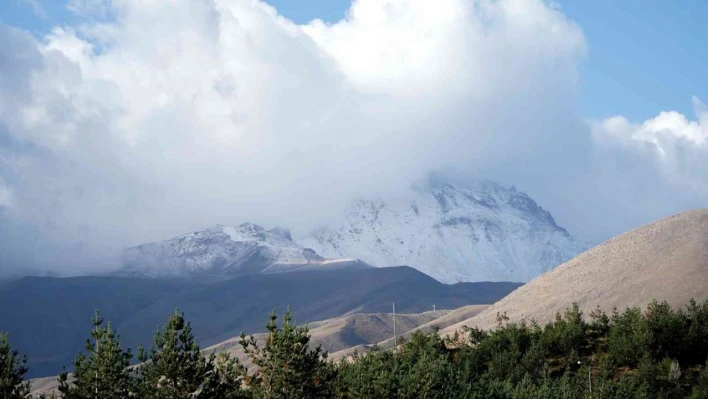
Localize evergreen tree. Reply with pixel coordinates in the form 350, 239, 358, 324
0, 332, 31, 399
11, 298, 708, 398
58, 310, 133, 399
135, 309, 221, 399
690, 361, 708, 399
684, 299, 708, 364
608, 307, 649, 366
209, 351, 250, 399
239, 309, 337, 399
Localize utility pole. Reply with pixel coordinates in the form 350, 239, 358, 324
392, 302, 397, 347
94, 310, 100, 399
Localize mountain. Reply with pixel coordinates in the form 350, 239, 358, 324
299, 180, 588, 283
205, 310, 453, 368
1, 267, 521, 378
201, 305, 490, 372
118, 222, 369, 278
115, 180, 585, 283
440, 209, 708, 334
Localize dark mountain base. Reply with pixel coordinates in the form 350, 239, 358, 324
0, 266, 521, 378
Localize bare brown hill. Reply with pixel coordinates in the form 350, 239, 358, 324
328, 304, 489, 360
203, 309, 457, 369
441, 209, 708, 335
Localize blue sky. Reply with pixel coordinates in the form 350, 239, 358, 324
2, 0, 705, 121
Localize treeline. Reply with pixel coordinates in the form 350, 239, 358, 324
2, 300, 708, 398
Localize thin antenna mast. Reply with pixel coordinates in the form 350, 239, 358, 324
393, 302, 397, 347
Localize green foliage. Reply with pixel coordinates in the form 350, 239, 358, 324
684, 299, 708, 364
690, 361, 708, 398
589, 304, 611, 337
14, 299, 708, 398
134, 309, 222, 398
58, 310, 133, 399
608, 306, 649, 366
542, 303, 586, 362
337, 300, 708, 399
0, 332, 31, 399
338, 332, 460, 399
209, 352, 250, 399
239, 309, 337, 399
645, 300, 688, 361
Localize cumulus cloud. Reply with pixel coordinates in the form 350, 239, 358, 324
593, 96, 708, 194
0, 0, 704, 275
570, 97, 708, 238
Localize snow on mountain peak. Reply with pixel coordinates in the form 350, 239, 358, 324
297, 180, 588, 283
118, 222, 332, 278
213, 223, 295, 247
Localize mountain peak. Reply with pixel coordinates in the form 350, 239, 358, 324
298, 180, 587, 283
268, 226, 293, 241
115, 219, 374, 278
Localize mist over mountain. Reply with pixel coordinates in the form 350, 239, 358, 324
300, 180, 588, 283
117, 222, 369, 278
104, 178, 584, 283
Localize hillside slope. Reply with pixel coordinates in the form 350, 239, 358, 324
2, 267, 521, 378
29, 306, 490, 396
441, 209, 708, 334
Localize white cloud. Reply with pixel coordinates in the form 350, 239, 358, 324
0, 0, 704, 275
66, 0, 113, 18
593, 96, 708, 196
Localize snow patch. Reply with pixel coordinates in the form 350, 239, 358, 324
297, 181, 589, 283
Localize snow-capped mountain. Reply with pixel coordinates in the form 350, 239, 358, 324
298, 181, 589, 283
118, 223, 368, 278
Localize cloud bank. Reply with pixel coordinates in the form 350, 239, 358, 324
0, 0, 705, 275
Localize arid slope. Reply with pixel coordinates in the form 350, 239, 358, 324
442, 209, 708, 334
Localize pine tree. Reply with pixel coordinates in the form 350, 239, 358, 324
690, 361, 708, 399
58, 310, 134, 399
0, 332, 31, 399
240, 309, 337, 399
209, 352, 250, 399
135, 309, 221, 399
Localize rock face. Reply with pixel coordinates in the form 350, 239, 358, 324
299, 180, 588, 283
440, 209, 708, 334
118, 223, 365, 278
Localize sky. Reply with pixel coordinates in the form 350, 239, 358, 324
0, 0, 706, 276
